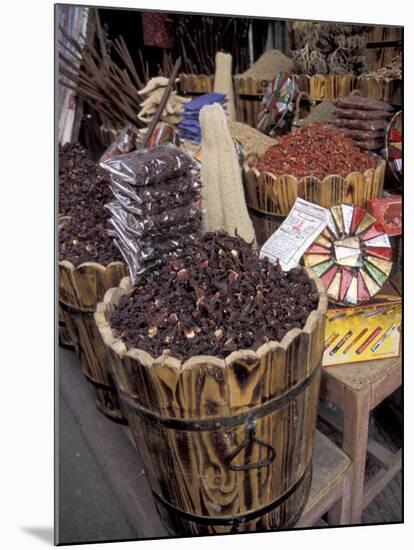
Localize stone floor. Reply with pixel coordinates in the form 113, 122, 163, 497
57, 347, 402, 545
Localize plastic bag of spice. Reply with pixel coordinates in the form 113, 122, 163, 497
331, 118, 390, 131
109, 173, 201, 205
106, 198, 201, 230
109, 185, 200, 216
106, 201, 201, 238
100, 145, 194, 186
333, 107, 393, 120
333, 96, 393, 111
110, 227, 197, 282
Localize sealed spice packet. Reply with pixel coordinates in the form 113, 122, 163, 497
100, 144, 194, 186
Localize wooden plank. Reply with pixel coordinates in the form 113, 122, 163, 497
318, 401, 342, 433
320, 374, 345, 409
367, 440, 397, 469
296, 431, 351, 527
342, 385, 371, 523
362, 450, 402, 509
370, 360, 402, 409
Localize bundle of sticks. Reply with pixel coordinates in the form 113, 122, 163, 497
59, 11, 149, 129
172, 14, 251, 75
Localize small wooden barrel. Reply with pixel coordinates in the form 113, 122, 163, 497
244, 161, 386, 246
59, 218, 127, 423
95, 271, 327, 535
178, 73, 214, 96
59, 303, 78, 350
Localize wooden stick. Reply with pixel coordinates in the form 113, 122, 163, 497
142, 57, 182, 148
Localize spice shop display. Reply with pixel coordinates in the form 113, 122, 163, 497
303, 204, 393, 305
331, 95, 393, 151
385, 111, 402, 185
323, 282, 401, 366
58, 144, 127, 423
200, 103, 256, 243
95, 230, 327, 535
101, 145, 202, 281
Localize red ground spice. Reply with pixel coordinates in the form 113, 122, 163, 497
255, 123, 379, 180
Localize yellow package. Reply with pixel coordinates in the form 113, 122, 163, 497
323, 283, 401, 366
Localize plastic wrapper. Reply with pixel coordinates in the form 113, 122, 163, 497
108, 183, 201, 215
105, 202, 201, 236
353, 139, 384, 151
109, 172, 201, 205
99, 124, 139, 164
100, 144, 194, 186
110, 228, 197, 284
333, 97, 393, 112
333, 107, 392, 121
332, 118, 389, 131
106, 201, 201, 239
342, 129, 385, 140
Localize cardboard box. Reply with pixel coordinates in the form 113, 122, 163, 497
323, 282, 401, 367
366, 196, 402, 236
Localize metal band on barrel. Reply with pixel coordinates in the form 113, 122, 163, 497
152, 461, 312, 528
119, 363, 320, 432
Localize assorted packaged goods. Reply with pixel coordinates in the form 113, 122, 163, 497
100, 145, 202, 281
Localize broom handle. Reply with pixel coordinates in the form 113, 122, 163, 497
142, 57, 182, 148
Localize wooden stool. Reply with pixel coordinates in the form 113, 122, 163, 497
319, 357, 402, 524
296, 430, 352, 527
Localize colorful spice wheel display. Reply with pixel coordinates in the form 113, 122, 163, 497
303, 204, 393, 305
385, 111, 402, 185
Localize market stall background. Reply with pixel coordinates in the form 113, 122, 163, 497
56, 3, 402, 545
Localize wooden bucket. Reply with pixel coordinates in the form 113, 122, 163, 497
244, 160, 386, 246
178, 73, 214, 96
95, 271, 327, 535
59, 220, 127, 423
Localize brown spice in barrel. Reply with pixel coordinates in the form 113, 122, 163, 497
255, 123, 379, 180
59, 143, 121, 265
110, 231, 319, 360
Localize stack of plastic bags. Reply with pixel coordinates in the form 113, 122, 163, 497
100, 145, 202, 282
178, 93, 227, 143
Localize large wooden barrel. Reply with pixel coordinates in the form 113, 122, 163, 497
95, 270, 327, 535
59, 224, 127, 423
244, 160, 386, 247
